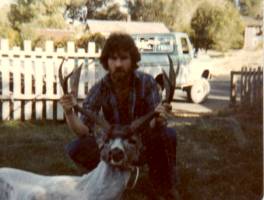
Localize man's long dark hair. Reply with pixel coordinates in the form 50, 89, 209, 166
99, 32, 141, 71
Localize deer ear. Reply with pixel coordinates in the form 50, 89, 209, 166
95, 131, 107, 150
96, 137, 104, 150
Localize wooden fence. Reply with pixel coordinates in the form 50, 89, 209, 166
0, 39, 104, 121
230, 66, 263, 108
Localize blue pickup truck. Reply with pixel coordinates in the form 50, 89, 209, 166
132, 32, 213, 104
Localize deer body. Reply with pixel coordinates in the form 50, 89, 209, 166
0, 161, 130, 200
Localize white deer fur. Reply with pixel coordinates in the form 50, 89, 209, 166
0, 132, 143, 200
0, 161, 131, 200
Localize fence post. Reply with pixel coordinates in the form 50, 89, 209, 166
35, 49, 44, 120
252, 68, 257, 105
244, 67, 250, 105
45, 40, 55, 120
77, 48, 86, 99
24, 40, 33, 120
1, 58, 10, 120
55, 48, 65, 120
256, 67, 263, 107
248, 68, 253, 106
87, 42, 96, 90
230, 71, 237, 106
13, 58, 22, 120
240, 67, 245, 105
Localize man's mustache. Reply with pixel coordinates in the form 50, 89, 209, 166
113, 69, 125, 74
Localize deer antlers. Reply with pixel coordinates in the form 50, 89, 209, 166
58, 58, 110, 131
129, 55, 179, 132
58, 55, 178, 136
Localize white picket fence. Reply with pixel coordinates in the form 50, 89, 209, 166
0, 39, 105, 121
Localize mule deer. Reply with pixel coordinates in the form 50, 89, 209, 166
0, 55, 178, 200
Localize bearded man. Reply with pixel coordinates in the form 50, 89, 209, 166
60, 32, 177, 199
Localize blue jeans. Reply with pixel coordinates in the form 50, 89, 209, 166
65, 127, 176, 189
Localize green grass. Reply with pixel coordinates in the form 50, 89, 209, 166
0, 111, 262, 200
0, 120, 79, 175
175, 112, 263, 200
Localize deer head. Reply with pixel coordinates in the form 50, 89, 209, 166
58, 55, 178, 169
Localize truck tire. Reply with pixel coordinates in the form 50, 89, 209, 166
187, 78, 210, 104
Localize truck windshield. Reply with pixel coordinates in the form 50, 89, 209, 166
133, 35, 174, 53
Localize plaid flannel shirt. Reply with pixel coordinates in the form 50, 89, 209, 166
81, 70, 160, 129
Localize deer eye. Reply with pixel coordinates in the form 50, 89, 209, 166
128, 138, 137, 145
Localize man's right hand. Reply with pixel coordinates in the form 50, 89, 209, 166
59, 94, 89, 137
59, 94, 77, 115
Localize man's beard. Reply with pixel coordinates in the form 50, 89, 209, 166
111, 69, 131, 83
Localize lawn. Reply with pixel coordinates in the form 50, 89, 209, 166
0, 109, 262, 200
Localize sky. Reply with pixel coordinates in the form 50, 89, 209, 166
0, 0, 14, 6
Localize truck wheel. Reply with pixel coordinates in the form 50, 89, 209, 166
187, 78, 210, 104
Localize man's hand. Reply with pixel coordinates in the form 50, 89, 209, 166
59, 94, 77, 115
150, 103, 172, 128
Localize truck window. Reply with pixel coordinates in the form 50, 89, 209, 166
134, 35, 174, 53
180, 37, 189, 54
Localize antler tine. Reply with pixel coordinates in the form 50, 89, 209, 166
75, 107, 111, 130
163, 54, 177, 103
58, 58, 67, 93
130, 55, 177, 131
162, 69, 171, 103
168, 55, 176, 90
70, 63, 83, 98
130, 111, 158, 132
58, 59, 111, 131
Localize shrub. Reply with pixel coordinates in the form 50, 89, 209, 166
75, 32, 106, 51
191, 1, 244, 51
0, 26, 22, 47
54, 37, 71, 49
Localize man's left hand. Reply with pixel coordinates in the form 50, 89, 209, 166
150, 103, 172, 128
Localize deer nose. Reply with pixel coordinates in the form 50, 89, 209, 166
110, 148, 125, 162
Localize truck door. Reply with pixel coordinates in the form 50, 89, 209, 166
179, 36, 193, 64
174, 34, 192, 85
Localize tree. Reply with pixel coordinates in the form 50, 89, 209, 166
0, 4, 21, 46
8, 0, 37, 31
5, 0, 71, 47
84, 0, 111, 19
95, 3, 127, 20
163, 0, 204, 32
76, 32, 106, 50
126, 0, 174, 28
65, 0, 127, 21
191, 1, 244, 51
64, 0, 89, 22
